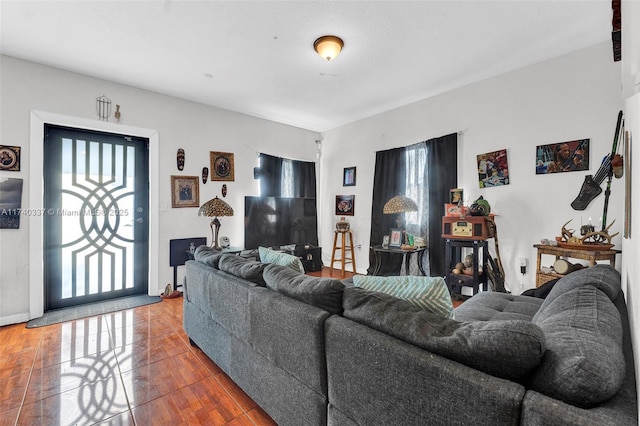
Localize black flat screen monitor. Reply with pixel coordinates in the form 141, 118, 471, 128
244, 197, 318, 250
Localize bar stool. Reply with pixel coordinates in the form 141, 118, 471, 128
330, 230, 356, 276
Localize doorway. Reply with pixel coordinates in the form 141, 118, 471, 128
43, 125, 149, 310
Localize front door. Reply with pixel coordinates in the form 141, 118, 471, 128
43, 125, 149, 310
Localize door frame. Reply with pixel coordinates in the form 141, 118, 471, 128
29, 110, 159, 319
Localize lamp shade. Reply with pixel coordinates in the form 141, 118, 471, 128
383, 195, 418, 214
198, 196, 234, 218
313, 35, 344, 61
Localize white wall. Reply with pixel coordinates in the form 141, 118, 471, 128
621, 0, 640, 418
0, 55, 320, 325
320, 41, 623, 295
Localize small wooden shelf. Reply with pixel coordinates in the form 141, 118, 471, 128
533, 244, 621, 287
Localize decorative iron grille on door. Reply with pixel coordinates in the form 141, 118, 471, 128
44, 125, 149, 310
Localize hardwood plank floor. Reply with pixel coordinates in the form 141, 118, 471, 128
0, 295, 276, 425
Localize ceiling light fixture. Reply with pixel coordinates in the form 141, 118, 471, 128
313, 35, 344, 61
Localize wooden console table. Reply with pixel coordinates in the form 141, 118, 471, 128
533, 244, 621, 287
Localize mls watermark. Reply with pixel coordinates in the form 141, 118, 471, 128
0, 208, 130, 217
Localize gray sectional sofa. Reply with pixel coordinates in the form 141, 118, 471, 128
183, 247, 638, 426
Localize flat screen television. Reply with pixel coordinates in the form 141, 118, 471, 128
244, 197, 318, 250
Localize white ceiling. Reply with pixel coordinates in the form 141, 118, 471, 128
0, 1, 613, 132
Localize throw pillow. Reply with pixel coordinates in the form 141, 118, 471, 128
259, 246, 305, 274
194, 245, 224, 269
343, 287, 546, 382
218, 254, 267, 286
263, 264, 345, 314
353, 275, 453, 319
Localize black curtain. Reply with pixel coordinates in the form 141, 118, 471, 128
258, 153, 283, 197
367, 147, 406, 275
426, 133, 458, 277
258, 153, 316, 198
290, 159, 317, 198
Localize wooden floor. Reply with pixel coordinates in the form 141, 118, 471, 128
0, 295, 276, 425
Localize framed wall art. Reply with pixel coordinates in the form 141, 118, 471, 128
335, 195, 355, 216
0, 145, 21, 171
0, 178, 23, 229
210, 151, 235, 181
171, 176, 200, 208
477, 148, 510, 187
343, 167, 356, 186
535, 139, 589, 174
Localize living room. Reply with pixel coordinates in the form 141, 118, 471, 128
1, 0, 640, 423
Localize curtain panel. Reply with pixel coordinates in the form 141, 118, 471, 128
367, 147, 407, 275
368, 133, 457, 277
258, 153, 317, 198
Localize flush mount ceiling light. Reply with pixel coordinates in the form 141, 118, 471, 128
313, 35, 344, 61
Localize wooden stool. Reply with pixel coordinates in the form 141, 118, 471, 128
330, 230, 356, 277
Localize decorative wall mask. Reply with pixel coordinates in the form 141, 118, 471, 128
202, 167, 209, 184
222, 184, 227, 197
177, 148, 185, 171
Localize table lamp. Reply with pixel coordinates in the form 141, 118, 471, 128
383, 195, 418, 244
198, 196, 234, 249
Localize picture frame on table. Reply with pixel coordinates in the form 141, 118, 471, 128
171, 175, 200, 208
343, 167, 356, 186
389, 228, 402, 247
382, 235, 390, 248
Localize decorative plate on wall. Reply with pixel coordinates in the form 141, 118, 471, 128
0, 145, 21, 171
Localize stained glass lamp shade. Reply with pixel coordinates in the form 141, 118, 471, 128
198, 196, 234, 249
383, 195, 418, 236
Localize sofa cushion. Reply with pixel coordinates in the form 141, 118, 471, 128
353, 275, 453, 318
194, 245, 224, 269
455, 292, 543, 322
218, 254, 267, 286
263, 264, 345, 314
530, 285, 625, 407
343, 287, 545, 381
259, 246, 305, 274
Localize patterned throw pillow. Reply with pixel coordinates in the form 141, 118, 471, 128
258, 246, 305, 274
353, 275, 453, 318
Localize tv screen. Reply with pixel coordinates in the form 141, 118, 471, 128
244, 197, 318, 250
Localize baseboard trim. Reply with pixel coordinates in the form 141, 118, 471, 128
0, 312, 30, 327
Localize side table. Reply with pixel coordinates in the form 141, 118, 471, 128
371, 245, 426, 276
533, 244, 621, 287
444, 239, 488, 295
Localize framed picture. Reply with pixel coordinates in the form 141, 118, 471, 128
624, 131, 631, 238
171, 176, 200, 208
535, 139, 589, 174
335, 195, 355, 216
389, 228, 403, 247
449, 188, 463, 204
477, 148, 510, 187
0, 145, 21, 171
210, 151, 235, 181
0, 178, 23, 229
343, 166, 356, 186
382, 235, 390, 248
